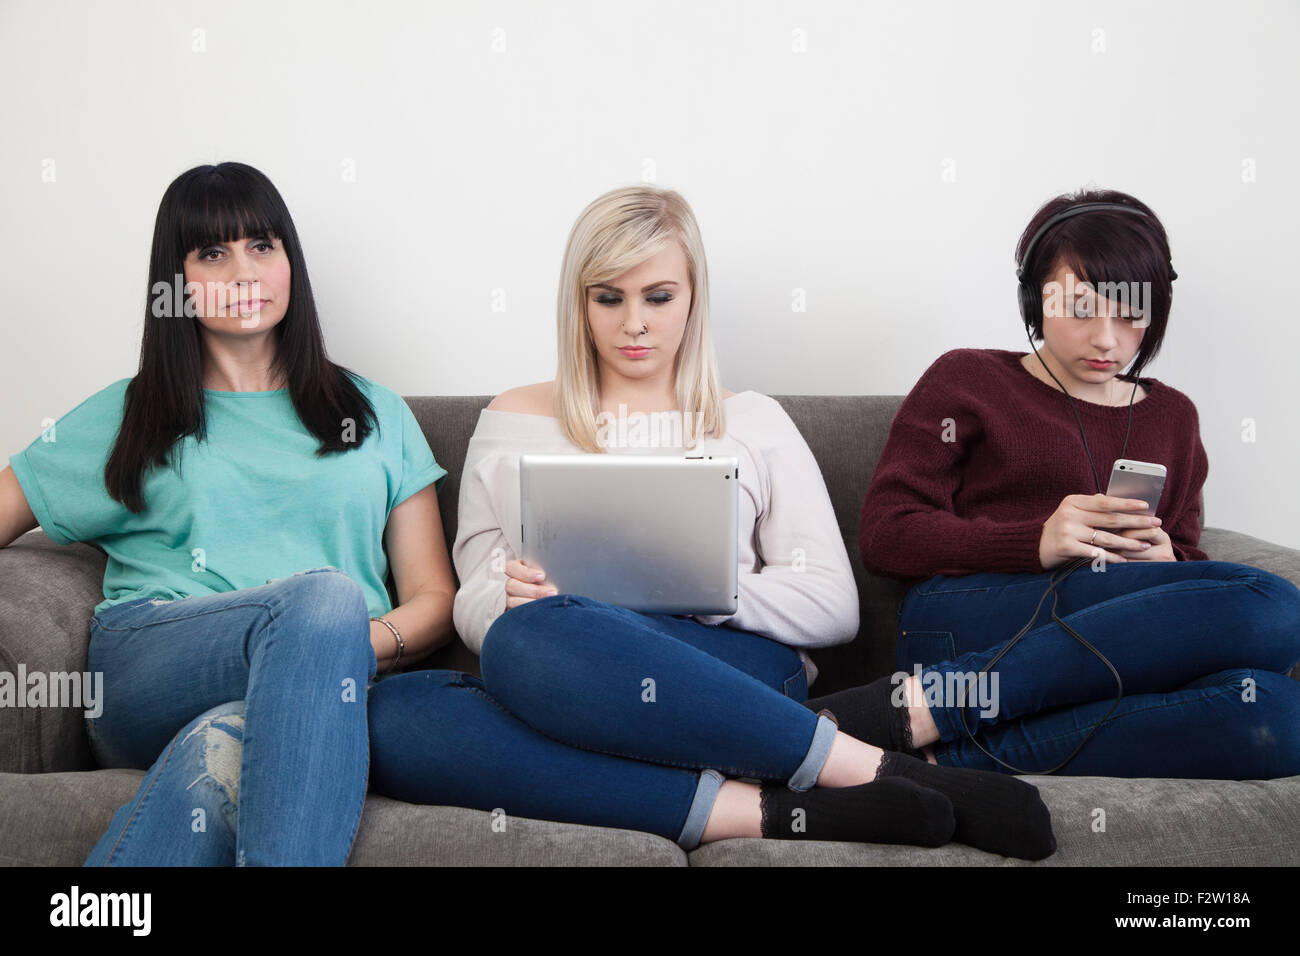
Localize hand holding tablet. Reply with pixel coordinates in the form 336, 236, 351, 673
504, 557, 557, 611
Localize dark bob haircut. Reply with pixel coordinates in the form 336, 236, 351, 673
1015, 188, 1175, 378
105, 162, 378, 512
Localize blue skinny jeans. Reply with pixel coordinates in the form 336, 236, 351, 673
368, 593, 838, 849
896, 560, 1300, 778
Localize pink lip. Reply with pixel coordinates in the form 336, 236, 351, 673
231, 299, 267, 311
619, 347, 651, 357
1084, 359, 1115, 368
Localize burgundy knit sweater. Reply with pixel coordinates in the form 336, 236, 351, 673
859, 348, 1209, 588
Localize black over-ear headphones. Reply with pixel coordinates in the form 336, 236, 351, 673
1015, 201, 1178, 337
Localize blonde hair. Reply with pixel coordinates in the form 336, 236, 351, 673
553, 185, 727, 453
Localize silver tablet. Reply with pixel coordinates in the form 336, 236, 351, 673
520, 453, 739, 615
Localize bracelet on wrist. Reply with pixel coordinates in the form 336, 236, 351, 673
370, 616, 404, 674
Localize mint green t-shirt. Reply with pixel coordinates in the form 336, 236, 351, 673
9, 374, 447, 618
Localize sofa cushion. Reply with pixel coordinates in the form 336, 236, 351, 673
0, 768, 142, 866
10, 767, 1295, 866
0, 769, 685, 867
773, 395, 907, 692
0, 532, 103, 773
687, 773, 1300, 866
349, 795, 686, 866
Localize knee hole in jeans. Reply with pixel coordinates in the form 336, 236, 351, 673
179, 703, 246, 825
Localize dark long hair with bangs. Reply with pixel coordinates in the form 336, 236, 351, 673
105, 162, 377, 512
1015, 188, 1176, 379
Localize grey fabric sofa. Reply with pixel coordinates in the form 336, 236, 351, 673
3, 395, 1298, 866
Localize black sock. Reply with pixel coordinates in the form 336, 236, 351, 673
875, 751, 1057, 860
759, 777, 955, 847
805, 676, 921, 757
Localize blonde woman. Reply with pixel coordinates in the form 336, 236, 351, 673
368, 186, 1056, 858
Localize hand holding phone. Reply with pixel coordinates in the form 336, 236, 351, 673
1100, 459, 1176, 561
1038, 492, 1162, 569
1038, 458, 1168, 570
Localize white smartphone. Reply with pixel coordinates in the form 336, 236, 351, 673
1105, 459, 1167, 516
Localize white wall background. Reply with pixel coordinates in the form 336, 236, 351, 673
2, 0, 1297, 546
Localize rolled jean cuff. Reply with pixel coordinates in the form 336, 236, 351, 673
676, 769, 725, 850
787, 712, 837, 792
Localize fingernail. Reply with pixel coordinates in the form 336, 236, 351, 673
546, 588, 558, 596
1141, 542, 1151, 549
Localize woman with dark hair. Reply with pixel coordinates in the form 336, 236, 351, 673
808, 189, 1300, 780
0, 162, 456, 864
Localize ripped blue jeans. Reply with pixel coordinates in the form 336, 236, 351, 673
82, 567, 377, 866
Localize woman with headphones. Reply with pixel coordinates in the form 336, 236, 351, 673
367, 184, 1058, 859
809, 189, 1300, 780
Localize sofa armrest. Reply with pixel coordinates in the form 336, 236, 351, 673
0, 530, 107, 772
1199, 526, 1300, 682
